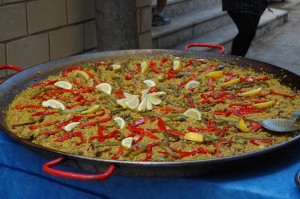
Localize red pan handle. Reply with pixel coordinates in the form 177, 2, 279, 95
43, 157, 116, 181
0, 64, 23, 84
183, 43, 225, 54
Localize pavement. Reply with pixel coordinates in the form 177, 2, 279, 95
247, 0, 300, 76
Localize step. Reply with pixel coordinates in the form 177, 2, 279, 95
151, 0, 222, 18
172, 8, 288, 54
152, 4, 232, 49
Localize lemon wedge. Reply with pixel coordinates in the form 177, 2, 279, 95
173, 60, 182, 70
81, 105, 100, 114
184, 132, 204, 142
112, 64, 121, 71
114, 117, 127, 129
125, 95, 139, 110
148, 95, 162, 105
138, 97, 147, 112
184, 80, 200, 90
146, 96, 153, 110
141, 61, 149, 73
121, 137, 134, 149
75, 70, 90, 81
238, 119, 249, 132
54, 81, 72, 90
63, 122, 80, 132
183, 108, 201, 120
42, 99, 65, 110
96, 83, 112, 95
205, 71, 223, 78
143, 80, 156, 88
147, 91, 166, 97
240, 87, 262, 97
252, 100, 275, 109
220, 78, 240, 87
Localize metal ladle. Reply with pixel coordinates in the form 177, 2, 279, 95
261, 110, 300, 133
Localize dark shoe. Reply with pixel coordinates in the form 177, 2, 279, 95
152, 14, 171, 26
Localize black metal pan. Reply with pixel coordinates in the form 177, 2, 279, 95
0, 44, 299, 180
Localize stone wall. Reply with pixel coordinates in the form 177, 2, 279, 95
0, 0, 152, 78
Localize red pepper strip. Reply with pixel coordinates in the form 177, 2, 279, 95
73, 79, 87, 89
84, 71, 95, 78
140, 142, 159, 161
240, 76, 269, 82
90, 125, 106, 142
148, 86, 159, 93
167, 129, 184, 137
183, 93, 195, 108
75, 93, 84, 102
166, 68, 179, 80
229, 103, 252, 107
250, 138, 272, 146
29, 121, 57, 130
249, 120, 262, 131
224, 72, 237, 82
86, 110, 105, 119
98, 115, 112, 123
157, 118, 167, 132
47, 87, 94, 95
215, 136, 233, 158
105, 130, 122, 140
208, 78, 215, 91
66, 98, 96, 109
38, 130, 63, 137
169, 145, 212, 158
160, 57, 169, 66
131, 117, 149, 127
125, 71, 137, 80
214, 107, 265, 117
80, 121, 97, 129
15, 104, 47, 110
115, 89, 125, 99
32, 95, 49, 100
149, 60, 160, 74
269, 89, 296, 98
232, 107, 265, 116
184, 59, 206, 67
31, 111, 57, 116
128, 126, 159, 140
218, 126, 230, 137
31, 80, 58, 87
57, 115, 83, 128
111, 146, 124, 160
55, 132, 84, 146
62, 66, 83, 77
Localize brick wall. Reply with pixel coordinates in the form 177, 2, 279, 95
0, 0, 152, 78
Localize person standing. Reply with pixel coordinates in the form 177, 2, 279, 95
152, 0, 171, 26
222, 0, 268, 57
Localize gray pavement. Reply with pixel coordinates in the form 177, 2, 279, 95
247, 0, 300, 76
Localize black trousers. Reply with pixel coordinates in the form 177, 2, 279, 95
228, 12, 261, 57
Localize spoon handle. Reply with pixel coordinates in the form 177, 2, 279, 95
295, 169, 300, 188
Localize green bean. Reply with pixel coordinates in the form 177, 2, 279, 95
93, 141, 120, 147
203, 134, 227, 142
111, 108, 125, 115
166, 114, 186, 121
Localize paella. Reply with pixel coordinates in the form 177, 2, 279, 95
4, 55, 300, 162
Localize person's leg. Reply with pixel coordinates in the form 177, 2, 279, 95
156, 0, 167, 13
228, 12, 260, 57
152, 0, 171, 26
